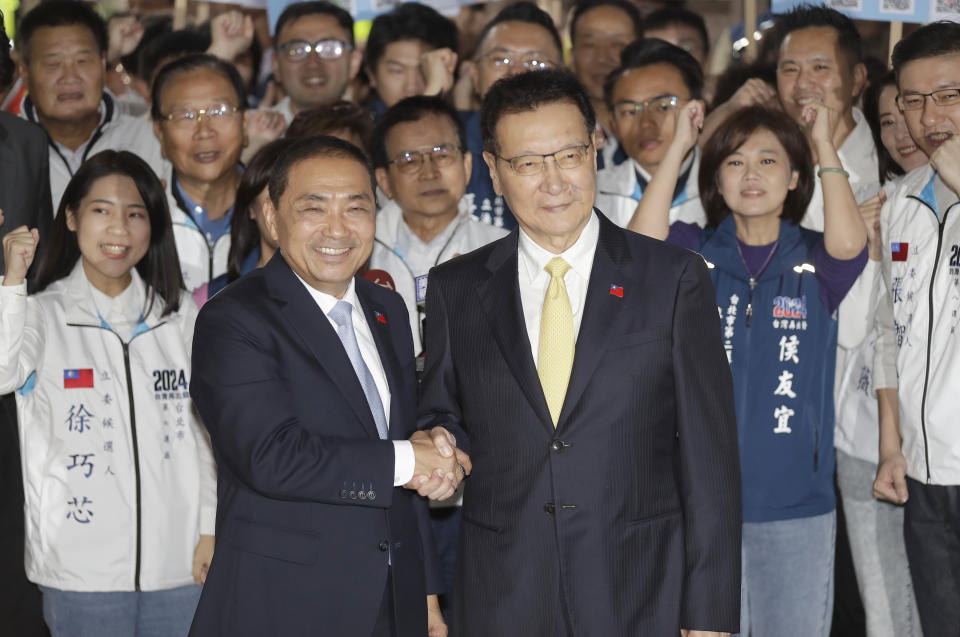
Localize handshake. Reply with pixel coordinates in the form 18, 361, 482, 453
403, 427, 471, 501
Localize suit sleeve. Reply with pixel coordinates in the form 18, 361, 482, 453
190, 297, 397, 508
27, 133, 53, 291
383, 290, 445, 594
417, 271, 469, 453
671, 254, 743, 632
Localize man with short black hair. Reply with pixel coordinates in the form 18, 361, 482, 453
461, 2, 564, 230
16, 0, 166, 209
363, 4, 459, 117
419, 69, 741, 637
269, 1, 361, 124
596, 39, 707, 229
872, 20, 960, 636
370, 95, 507, 356
773, 4, 877, 231
190, 135, 470, 636
643, 7, 710, 70
569, 0, 643, 159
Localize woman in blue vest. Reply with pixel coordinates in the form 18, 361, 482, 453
629, 103, 867, 635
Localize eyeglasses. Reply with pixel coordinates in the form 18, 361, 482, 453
277, 38, 353, 62
162, 103, 240, 128
613, 96, 681, 120
494, 144, 591, 176
480, 51, 556, 72
389, 144, 461, 174
896, 88, 960, 111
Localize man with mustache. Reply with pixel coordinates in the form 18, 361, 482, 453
872, 20, 960, 637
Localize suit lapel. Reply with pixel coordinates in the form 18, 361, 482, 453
355, 282, 404, 440
478, 232, 555, 434
556, 213, 634, 429
265, 254, 381, 439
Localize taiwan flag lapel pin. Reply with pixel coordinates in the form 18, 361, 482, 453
374, 310, 387, 324
609, 284, 624, 298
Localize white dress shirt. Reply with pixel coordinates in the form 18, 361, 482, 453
294, 274, 415, 486
518, 212, 600, 365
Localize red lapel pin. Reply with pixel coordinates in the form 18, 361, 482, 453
609, 284, 624, 298
374, 311, 387, 324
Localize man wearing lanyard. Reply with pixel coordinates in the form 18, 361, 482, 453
16, 1, 165, 210
370, 96, 507, 356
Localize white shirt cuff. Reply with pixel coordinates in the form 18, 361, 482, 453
392, 440, 415, 486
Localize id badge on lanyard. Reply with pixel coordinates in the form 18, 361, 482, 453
415, 274, 429, 304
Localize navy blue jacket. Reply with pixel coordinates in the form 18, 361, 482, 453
699, 216, 838, 523
189, 252, 441, 636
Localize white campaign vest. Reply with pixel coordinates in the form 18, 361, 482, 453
594, 147, 707, 230
165, 176, 232, 294
369, 197, 508, 354
0, 263, 216, 592
21, 94, 167, 212
793, 112, 882, 466
875, 165, 960, 485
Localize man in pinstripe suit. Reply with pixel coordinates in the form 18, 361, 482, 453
418, 70, 742, 636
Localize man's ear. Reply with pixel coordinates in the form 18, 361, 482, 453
462, 150, 473, 181
348, 48, 363, 81
468, 60, 480, 101
482, 150, 502, 196
262, 195, 281, 245
788, 168, 800, 191
851, 62, 868, 101
374, 167, 394, 200
152, 121, 167, 159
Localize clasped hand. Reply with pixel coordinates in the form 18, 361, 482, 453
404, 426, 471, 501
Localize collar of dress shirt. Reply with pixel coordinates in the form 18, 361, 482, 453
293, 271, 361, 321
518, 211, 600, 285
630, 147, 695, 191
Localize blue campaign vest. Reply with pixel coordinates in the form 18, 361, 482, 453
699, 216, 837, 523
460, 110, 517, 230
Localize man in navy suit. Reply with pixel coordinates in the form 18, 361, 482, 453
419, 70, 742, 636
190, 136, 467, 636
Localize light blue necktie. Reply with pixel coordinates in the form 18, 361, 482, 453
328, 300, 389, 439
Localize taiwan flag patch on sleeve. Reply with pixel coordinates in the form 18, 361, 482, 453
891, 242, 909, 262
63, 369, 94, 389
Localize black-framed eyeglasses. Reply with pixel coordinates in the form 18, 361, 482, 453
480, 50, 556, 72
277, 38, 353, 62
494, 144, 591, 176
162, 103, 241, 128
896, 88, 960, 112
613, 95, 682, 121
389, 144, 461, 174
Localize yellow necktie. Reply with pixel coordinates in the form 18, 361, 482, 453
538, 257, 575, 427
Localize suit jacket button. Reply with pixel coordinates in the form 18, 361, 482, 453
340, 489, 347, 499
358, 490, 367, 500
379, 541, 390, 552
367, 490, 376, 500
349, 490, 357, 499
551, 440, 564, 453
544, 502, 555, 514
